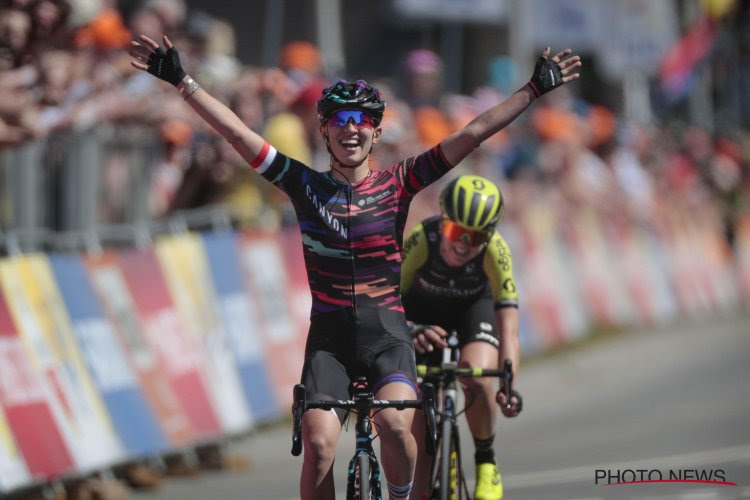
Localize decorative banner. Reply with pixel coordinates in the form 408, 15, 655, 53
0, 255, 123, 472
84, 251, 194, 447
50, 253, 169, 457
0, 285, 50, 491
0, 284, 73, 483
517, 205, 588, 348
238, 232, 307, 410
566, 208, 634, 327
0, 405, 30, 494
155, 234, 253, 435
277, 230, 313, 332
116, 248, 222, 440
201, 231, 280, 422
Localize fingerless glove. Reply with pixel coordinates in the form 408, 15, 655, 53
526, 54, 563, 97
147, 46, 186, 86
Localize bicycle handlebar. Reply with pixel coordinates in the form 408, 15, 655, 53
417, 358, 523, 415
291, 382, 438, 456
305, 399, 423, 410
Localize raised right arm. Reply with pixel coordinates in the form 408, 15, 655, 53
129, 34, 265, 166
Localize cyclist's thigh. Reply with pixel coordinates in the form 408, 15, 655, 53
301, 404, 343, 449
301, 347, 351, 423
301, 348, 350, 399
458, 291, 499, 351
363, 308, 419, 396
459, 341, 498, 369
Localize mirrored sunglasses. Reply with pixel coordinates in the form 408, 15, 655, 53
441, 219, 492, 246
329, 110, 375, 129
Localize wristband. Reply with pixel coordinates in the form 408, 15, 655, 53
178, 76, 201, 100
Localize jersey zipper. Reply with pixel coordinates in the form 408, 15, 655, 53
344, 184, 357, 321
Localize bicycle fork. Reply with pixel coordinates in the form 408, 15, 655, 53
346, 399, 383, 500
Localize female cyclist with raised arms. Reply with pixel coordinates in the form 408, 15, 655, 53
129, 34, 580, 500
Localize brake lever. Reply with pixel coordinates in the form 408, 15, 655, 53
291, 384, 306, 456
421, 383, 438, 456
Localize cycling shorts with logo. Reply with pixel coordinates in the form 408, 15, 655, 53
301, 307, 418, 422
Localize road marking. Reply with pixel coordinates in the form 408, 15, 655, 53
505, 443, 750, 488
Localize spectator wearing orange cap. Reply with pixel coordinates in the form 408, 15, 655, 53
280, 40, 322, 86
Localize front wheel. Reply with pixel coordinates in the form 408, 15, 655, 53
358, 453, 371, 500
437, 416, 462, 500
348, 452, 373, 499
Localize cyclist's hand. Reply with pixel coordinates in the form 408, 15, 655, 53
496, 385, 521, 418
526, 46, 581, 97
411, 324, 448, 353
129, 34, 186, 86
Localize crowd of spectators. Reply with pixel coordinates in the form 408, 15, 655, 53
1, 0, 749, 252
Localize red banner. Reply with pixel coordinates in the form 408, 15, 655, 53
84, 251, 195, 446
238, 232, 307, 410
0, 287, 74, 479
116, 248, 221, 440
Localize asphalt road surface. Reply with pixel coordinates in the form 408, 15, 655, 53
135, 310, 750, 499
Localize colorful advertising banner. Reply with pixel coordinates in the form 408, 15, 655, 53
0, 283, 73, 482
50, 253, 169, 457
202, 231, 280, 422
155, 234, 253, 435
84, 251, 194, 447
278, 230, 313, 332
0, 405, 30, 493
116, 248, 222, 441
0, 255, 123, 472
238, 233, 307, 409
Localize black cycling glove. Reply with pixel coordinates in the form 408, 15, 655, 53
147, 46, 186, 86
527, 53, 563, 97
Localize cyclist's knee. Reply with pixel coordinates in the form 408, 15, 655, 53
304, 433, 337, 465
302, 411, 340, 465
376, 410, 413, 442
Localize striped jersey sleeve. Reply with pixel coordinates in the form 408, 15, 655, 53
246, 141, 308, 195
393, 145, 453, 196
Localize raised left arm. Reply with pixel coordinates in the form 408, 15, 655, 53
440, 47, 581, 166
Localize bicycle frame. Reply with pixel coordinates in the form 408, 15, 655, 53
291, 378, 437, 500
418, 331, 522, 500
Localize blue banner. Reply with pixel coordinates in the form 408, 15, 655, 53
201, 232, 280, 422
49, 254, 169, 457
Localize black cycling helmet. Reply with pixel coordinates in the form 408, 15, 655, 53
317, 79, 385, 125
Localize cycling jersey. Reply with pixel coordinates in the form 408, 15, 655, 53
250, 142, 453, 317
401, 216, 519, 356
401, 216, 519, 309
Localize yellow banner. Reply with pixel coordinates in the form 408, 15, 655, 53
155, 234, 251, 433
0, 255, 123, 468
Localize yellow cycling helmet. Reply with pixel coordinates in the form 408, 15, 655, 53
440, 175, 505, 230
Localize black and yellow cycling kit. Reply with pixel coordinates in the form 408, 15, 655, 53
401, 216, 518, 353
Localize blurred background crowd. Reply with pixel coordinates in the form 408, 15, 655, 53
1, 1, 749, 495
0, 0, 749, 257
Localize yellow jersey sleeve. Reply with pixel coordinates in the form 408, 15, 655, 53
483, 232, 519, 308
401, 223, 429, 294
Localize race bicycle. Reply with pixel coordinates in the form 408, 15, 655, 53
292, 377, 438, 500
417, 330, 522, 500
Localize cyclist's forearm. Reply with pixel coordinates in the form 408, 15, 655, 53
178, 75, 265, 164
496, 307, 520, 374
439, 86, 535, 166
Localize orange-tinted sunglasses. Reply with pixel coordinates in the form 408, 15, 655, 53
441, 219, 492, 246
